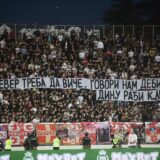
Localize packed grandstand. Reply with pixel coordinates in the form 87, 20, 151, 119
0, 25, 160, 124
0, 24, 160, 150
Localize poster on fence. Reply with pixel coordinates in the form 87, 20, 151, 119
36, 123, 57, 144
36, 122, 110, 145
37, 123, 87, 145
61, 123, 85, 145
0, 124, 8, 141
8, 123, 34, 145
81, 122, 98, 145
145, 122, 160, 143
93, 122, 110, 144
110, 122, 145, 143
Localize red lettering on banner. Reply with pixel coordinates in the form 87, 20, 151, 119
8, 123, 34, 145
24, 123, 34, 131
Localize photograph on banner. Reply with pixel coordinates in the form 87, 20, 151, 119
110, 122, 145, 143
81, 122, 98, 145
57, 122, 110, 145
94, 122, 110, 144
36, 122, 110, 145
8, 123, 34, 145
0, 124, 8, 142
56, 123, 84, 145
36, 123, 84, 145
145, 122, 160, 143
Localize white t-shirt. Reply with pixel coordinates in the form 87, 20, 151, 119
84, 67, 89, 74
32, 118, 40, 124
128, 133, 137, 147
35, 65, 41, 70
0, 93, 3, 103
15, 47, 20, 54
78, 96, 84, 103
129, 65, 136, 71
155, 56, 160, 62
58, 35, 63, 41
121, 72, 128, 79
0, 40, 6, 48
79, 51, 85, 59
97, 41, 104, 49
117, 49, 123, 55
128, 51, 134, 58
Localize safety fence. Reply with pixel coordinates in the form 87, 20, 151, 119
0, 122, 160, 146
0, 148, 160, 160
0, 24, 160, 39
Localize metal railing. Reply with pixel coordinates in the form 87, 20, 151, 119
0, 24, 160, 40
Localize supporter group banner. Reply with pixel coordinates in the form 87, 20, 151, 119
96, 90, 160, 101
36, 122, 110, 145
0, 124, 8, 141
0, 77, 160, 101
0, 149, 160, 160
8, 123, 34, 145
145, 122, 160, 143
0, 122, 160, 145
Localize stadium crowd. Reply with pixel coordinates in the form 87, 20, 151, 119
0, 27, 160, 123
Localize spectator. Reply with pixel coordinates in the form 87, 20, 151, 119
128, 129, 137, 148
53, 136, 61, 150
0, 138, 4, 151
5, 136, 12, 151
23, 134, 31, 150
111, 134, 121, 148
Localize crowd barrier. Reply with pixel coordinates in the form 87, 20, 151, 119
0, 24, 160, 39
0, 122, 160, 146
0, 148, 159, 160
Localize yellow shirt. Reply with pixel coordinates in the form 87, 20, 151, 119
5, 139, 12, 150
53, 137, 61, 147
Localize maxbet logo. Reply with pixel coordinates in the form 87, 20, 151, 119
96, 150, 159, 160
36, 152, 86, 160
111, 152, 159, 160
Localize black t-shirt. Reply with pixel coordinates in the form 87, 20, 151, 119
0, 140, 3, 147
82, 136, 91, 146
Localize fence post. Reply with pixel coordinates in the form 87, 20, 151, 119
142, 26, 144, 38
103, 26, 105, 35
132, 25, 135, 37
83, 26, 85, 39
152, 25, 155, 38
123, 25, 124, 36
113, 25, 115, 38
14, 24, 17, 41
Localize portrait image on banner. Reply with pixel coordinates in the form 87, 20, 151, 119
56, 123, 84, 145
110, 122, 145, 143
37, 123, 85, 145
36, 122, 110, 145
94, 122, 110, 144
